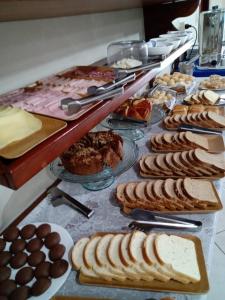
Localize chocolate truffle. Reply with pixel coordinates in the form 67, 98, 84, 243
15, 267, 34, 285
49, 244, 65, 261
3, 227, 19, 242
0, 266, 11, 282
0, 251, 11, 267
26, 238, 43, 253
36, 224, 51, 239
0, 240, 6, 252
10, 239, 26, 254
0, 279, 16, 296
10, 252, 27, 269
50, 259, 68, 278
20, 224, 36, 240
9, 286, 30, 300
31, 278, 51, 296
27, 251, 46, 267
34, 261, 51, 279
44, 232, 60, 249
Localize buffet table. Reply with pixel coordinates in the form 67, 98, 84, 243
19, 120, 223, 300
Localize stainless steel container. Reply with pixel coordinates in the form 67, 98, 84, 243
199, 6, 225, 66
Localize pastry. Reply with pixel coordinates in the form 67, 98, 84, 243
60, 131, 123, 175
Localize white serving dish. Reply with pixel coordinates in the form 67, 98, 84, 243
147, 41, 173, 56
151, 37, 181, 50
168, 30, 194, 41
160, 33, 188, 45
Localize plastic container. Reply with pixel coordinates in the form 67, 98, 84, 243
107, 40, 148, 68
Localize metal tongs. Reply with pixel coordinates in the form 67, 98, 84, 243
60, 86, 124, 115
127, 209, 202, 232
48, 187, 94, 219
178, 124, 223, 135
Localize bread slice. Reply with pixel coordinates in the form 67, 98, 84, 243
194, 148, 225, 172
128, 231, 169, 282
164, 153, 184, 176
155, 154, 173, 175
184, 132, 209, 151
116, 183, 127, 204
135, 181, 149, 201
203, 90, 219, 105
171, 152, 195, 176
174, 179, 195, 210
108, 233, 144, 280
144, 155, 167, 175
125, 182, 139, 202
72, 237, 99, 278
155, 234, 201, 283
95, 234, 127, 280
182, 178, 218, 206
83, 236, 117, 281
207, 111, 225, 128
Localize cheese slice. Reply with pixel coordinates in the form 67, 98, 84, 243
0, 107, 42, 149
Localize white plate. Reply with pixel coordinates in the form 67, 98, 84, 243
3, 222, 73, 300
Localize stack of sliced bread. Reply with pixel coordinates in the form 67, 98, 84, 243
72, 231, 201, 284
116, 178, 219, 211
184, 90, 220, 105
139, 149, 225, 178
150, 132, 209, 152
164, 111, 225, 129
171, 104, 220, 115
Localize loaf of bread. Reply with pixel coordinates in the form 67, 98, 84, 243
139, 149, 225, 178
184, 90, 220, 105
116, 178, 219, 212
171, 104, 220, 115
150, 131, 209, 152
72, 231, 201, 284
60, 131, 123, 175
164, 111, 225, 129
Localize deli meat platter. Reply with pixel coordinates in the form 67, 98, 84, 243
0, 66, 117, 121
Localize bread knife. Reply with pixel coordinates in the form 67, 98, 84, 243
178, 124, 222, 135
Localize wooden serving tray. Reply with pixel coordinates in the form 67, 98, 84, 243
151, 134, 225, 154
78, 233, 209, 295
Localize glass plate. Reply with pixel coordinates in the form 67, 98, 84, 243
100, 115, 151, 140
49, 137, 138, 190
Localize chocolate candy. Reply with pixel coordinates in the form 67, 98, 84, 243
34, 261, 51, 278
0, 266, 11, 282
0, 279, 16, 296
26, 238, 43, 253
0, 251, 11, 267
27, 251, 46, 267
36, 224, 51, 239
9, 286, 30, 300
15, 267, 34, 285
49, 244, 65, 261
0, 240, 6, 252
20, 224, 36, 240
10, 252, 27, 269
31, 278, 51, 296
10, 239, 26, 254
3, 227, 19, 242
50, 259, 68, 278
44, 232, 60, 249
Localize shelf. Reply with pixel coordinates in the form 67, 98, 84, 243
0, 41, 192, 189
0, 0, 170, 22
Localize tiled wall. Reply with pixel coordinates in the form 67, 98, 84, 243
0, 8, 144, 232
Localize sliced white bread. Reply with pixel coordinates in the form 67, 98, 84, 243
184, 132, 209, 151
155, 234, 200, 283
203, 90, 220, 105
128, 231, 169, 282
71, 237, 99, 278
194, 148, 225, 172
95, 234, 127, 280
107, 233, 141, 280
182, 178, 218, 206
83, 236, 118, 281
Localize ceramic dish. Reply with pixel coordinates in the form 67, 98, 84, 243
1, 222, 73, 300
147, 41, 174, 56
0, 114, 67, 159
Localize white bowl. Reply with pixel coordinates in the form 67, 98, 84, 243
168, 30, 194, 41
160, 33, 188, 45
152, 37, 181, 50
147, 41, 174, 56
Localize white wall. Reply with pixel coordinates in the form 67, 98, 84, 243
210, 0, 225, 8
0, 8, 144, 232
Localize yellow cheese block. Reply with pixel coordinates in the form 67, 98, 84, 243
0, 107, 42, 149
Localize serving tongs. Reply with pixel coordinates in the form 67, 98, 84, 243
48, 187, 94, 219
178, 124, 223, 135
60, 86, 124, 115
87, 72, 136, 95
126, 208, 202, 232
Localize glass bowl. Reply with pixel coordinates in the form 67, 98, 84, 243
107, 40, 148, 69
